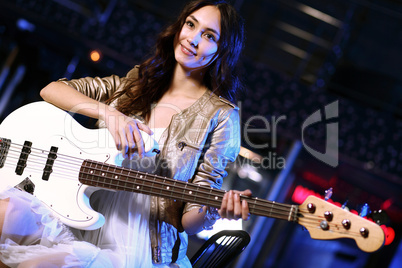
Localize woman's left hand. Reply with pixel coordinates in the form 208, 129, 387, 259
219, 189, 252, 221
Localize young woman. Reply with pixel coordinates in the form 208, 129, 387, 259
0, 0, 251, 266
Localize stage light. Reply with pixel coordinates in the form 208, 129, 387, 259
90, 50, 102, 62
16, 19, 35, 32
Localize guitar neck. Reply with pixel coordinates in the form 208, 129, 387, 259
79, 160, 299, 222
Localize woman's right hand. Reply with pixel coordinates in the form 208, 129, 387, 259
102, 107, 152, 158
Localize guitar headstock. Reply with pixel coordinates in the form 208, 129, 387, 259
298, 195, 384, 252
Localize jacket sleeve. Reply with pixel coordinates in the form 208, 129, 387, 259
183, 106, 241, 214
57, 75, 123, 102
57, 66, 139, 101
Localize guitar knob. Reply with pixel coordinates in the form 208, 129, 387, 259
359, 203, 371, 218
307, 203, 316, 213
324, 211, 333, 221
320, 220, 329, 230
342, 219, 351, 229
360, 227, 369, 238
24, 183, 34, 194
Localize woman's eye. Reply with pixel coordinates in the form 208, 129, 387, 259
186, 21, 194, 27
205, 33, 216, 41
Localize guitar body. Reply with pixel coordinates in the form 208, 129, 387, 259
0, 101, 123, 230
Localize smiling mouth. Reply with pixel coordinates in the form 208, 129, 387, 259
180, 44, 196, 56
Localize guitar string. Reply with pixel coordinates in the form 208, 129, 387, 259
2, 142, 294, 217
82, 165, 376, 236
79, 160, 301, 220
31, 144, 365, 226
2, 154, 371, 236
81, 165, 374, 239
82, 160, 296, 208
79, 168, 296, 220
3, 143, 91, 179
2, 143, 369, 232
6, 146, 83, 172
2, 151, 82, 182
2, 142, 372, 230
3, 145, 291, 218
4, 142, 297, 216
3, 144, 290, 215
80, 161, 354, 226
7, 142, 90, 165
81, 171, 296, 222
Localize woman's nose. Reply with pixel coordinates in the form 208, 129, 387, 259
188, 32, 201, 47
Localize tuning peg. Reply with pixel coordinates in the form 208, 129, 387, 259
324, 187, 333, 201
359, 203, 371, 218
371, 210, 390, 225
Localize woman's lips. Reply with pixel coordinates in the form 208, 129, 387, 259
181, 44, 196, 56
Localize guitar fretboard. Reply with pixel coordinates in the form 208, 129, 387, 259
79, 159, 299, 222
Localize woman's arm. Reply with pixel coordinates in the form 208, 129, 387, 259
40, 81, 110, 119
40, 80, 151, 158
181, 107, 251, 235
182, 189, 252, 235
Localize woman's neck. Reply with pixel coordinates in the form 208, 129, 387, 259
147, 64, 208, 129
168, 64, 207, 98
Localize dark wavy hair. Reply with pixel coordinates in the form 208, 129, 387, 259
109, 0, 245, 121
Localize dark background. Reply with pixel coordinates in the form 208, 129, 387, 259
0, 0, 401, 267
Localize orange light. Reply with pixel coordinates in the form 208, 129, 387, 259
90, 50, 101, 62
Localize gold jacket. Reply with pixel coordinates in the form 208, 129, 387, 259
58, 66, 241, 265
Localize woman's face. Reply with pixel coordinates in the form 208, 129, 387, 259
174, 5, 221, 71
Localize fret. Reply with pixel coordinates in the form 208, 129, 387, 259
133, 171, 139, 187
161, 177, 166, 197
252, 197, 257, 215
270, 201, 275, 218
124, 172, 130, 190
113, 168, 121, 189
204, 186, 212, 207
137, 170, 145, 193
292, 205, 296, 221
171, 180, 176, 201
182, 182, 187, 202
188, 183, 197, 203
149, 172, 156, 197
288, 205, 293, 221
212, 189, 218, 204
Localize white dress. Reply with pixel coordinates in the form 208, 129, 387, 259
0, 128, 191, 267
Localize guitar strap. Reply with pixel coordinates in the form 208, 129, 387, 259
171, 229, 181, 263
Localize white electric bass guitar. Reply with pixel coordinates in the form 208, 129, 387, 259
0, 102, 384, 253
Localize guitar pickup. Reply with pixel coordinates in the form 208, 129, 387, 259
42, 146, 58, 181
0, 138, 11, 168
16, 141, 32, 175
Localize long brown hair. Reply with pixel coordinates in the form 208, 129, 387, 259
108, 0, 245, 121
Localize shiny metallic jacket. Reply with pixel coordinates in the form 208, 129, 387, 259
58, 66, 241, 265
